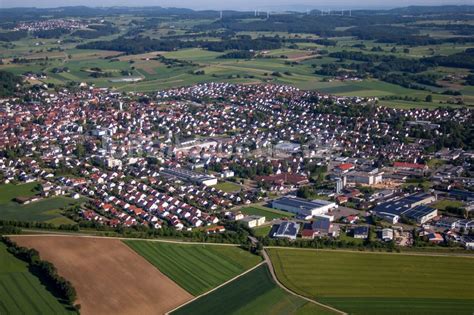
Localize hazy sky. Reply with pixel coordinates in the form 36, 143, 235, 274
0, 0, 472, 10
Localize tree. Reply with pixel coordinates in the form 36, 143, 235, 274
425, 95, 433, 102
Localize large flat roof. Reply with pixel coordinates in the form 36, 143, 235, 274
273, 196, 334, 211
274, 221, 300, 237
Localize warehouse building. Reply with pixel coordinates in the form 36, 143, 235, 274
272, 221, 300, 240
272, 196, 337, 218
161, 167, 218, 186
373, 193, 437, 224
239, 215, 266, 228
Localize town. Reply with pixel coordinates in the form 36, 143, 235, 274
1, 82, 472, 249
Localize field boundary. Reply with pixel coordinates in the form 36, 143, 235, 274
165, 261, 266, 314
264, 246, 474, 258
9, 233, 241, 247
262, 249, 347, 315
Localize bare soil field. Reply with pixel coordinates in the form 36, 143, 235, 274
12, 236, 192, 315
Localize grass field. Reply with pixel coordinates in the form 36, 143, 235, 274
0, 196, 79, 225
172, 265, 336, 315
253, 225, 272, 237
240, 205, 294, 220
214, 181, 241, 192
268, 248, 474, 315
0, 182, 40, 203
431, 199, 465, 211
0, 243, 75, 314
124, 241, 262, 295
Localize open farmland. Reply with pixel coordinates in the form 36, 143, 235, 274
125, 240, 262, 295
0, 242, 75, 314
268, 248, 474, 315
172, 264, 336, 315
12, 236, 192, 315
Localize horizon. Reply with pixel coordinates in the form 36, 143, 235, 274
1, 1, 473, 11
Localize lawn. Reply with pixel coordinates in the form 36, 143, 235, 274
0, 243, 75, 314
268, 248, 474, 315
172, 265, 336, 315
240, 205, 294, 220
432, 199, 465, 211
0, 182, 40, 203
124, 241, 262, 295
0, 196, 79, 225
253, 225, 272, 237
214, 181, 241, 192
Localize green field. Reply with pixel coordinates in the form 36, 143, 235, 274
268, 248, 474, 315
0, 185, 79, 225
0, 243, 75, 314
172, 265, 336, 315
432, 199, 465, 211
253, 225, 272, 237
240, 205, 294, 220
124, 241, 262, 295
214, 181, 241, 192
0, 182, 40, 203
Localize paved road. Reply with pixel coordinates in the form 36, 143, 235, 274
262, 249, 347, 315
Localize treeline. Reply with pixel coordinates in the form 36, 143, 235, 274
0, 70, 22, 97
218, 50, 255, 59
33, 28, 70, 39
0, 219, 252, 245
77, 36, 282, 54
0, 30, 27, 41
1, 237, 78, 309
423, 49, 474, 69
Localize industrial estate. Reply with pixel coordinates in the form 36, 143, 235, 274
0, 3, 473, 315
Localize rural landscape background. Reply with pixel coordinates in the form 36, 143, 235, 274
0, 2, 473, 315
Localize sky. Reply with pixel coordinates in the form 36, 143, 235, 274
0, 0, 472, 10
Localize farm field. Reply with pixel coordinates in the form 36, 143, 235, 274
124, 240, 262, 295
240, 205, 295, 220
267, 248, 474, 315
12, 236, 192, 315
0, 242, 75, 314
172, 264, 336, 315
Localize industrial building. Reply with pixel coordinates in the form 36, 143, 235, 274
239, 215, 266, 228
272, 196, 337, 218
373, 193, 437, 224
272, 221, 300, 240
161, 167, 218, 186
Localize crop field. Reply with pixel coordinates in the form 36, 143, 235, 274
0, 242, 75, 314
267, 248, 474, 315
124, 241, 262, 295
12, 236, 192, 315
240, 205, 294, 220
0, 196, 79, 225
172, 265, 336, 315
